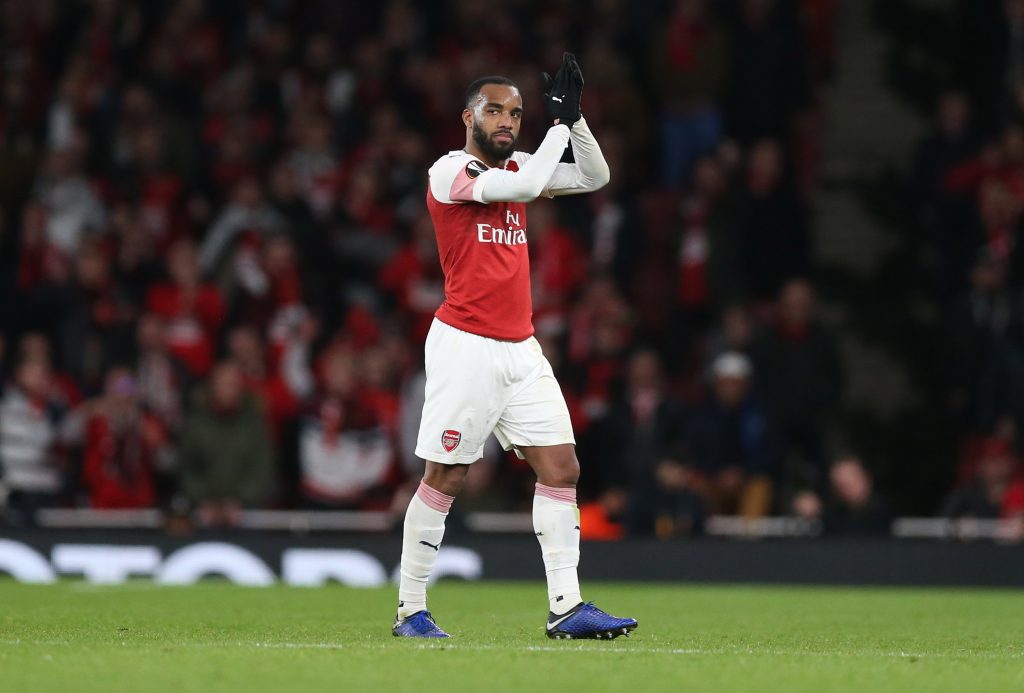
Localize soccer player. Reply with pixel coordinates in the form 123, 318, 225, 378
393, 53, 638, 640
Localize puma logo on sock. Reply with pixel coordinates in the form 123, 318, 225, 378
419, 540, 441, 551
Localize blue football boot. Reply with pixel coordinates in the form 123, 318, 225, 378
392, 610, 450, 638
545, 601, 638, 640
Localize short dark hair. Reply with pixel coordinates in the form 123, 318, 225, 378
465, 76, 518, 108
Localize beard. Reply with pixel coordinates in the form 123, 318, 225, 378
472, 122, 516, 160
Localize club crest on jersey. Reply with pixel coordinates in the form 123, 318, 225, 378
441, 429, 462, 452
465, 160, 487, 178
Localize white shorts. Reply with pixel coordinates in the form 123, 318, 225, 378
415, 318, 575, 464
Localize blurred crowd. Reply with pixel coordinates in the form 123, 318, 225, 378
0, 0, 917, 538
911, 0, 1024, 533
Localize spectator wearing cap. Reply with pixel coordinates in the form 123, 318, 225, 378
685, 350, 779, 517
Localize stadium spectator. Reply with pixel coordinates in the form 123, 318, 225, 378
704, 303, 757, 367
578, 489, 628, 541
378, 214, 445, 345
685, 351, 778, 517
199, 177, 288, 279
14, 332, 82, 411
81, 367, 169, 509
0, 359, 66, 525
224, 323, 313, 441
724, 0, 812, 145
912, 91, 980, 301
32, 141, 106, 256
751, 279, 842, 492
133, 313, 189, 433
821, 455, 893, 537
297, 346, 394, 508
945, 250, 1024, 435
942, 438, 1024, 519
146, 238, 225, 378
178, 360, 274, 526
718, 140, 811, 301
0, 0, 845, 521
653, 0, 729, 186
590, 349, 688, 535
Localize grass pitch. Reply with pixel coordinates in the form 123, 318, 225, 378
1, 581, 1021, 692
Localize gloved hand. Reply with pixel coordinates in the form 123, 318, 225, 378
564, 52, 584, 118
542, 52, 583, 127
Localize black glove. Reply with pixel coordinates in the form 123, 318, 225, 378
542, 52, 582, 127
564, 52, 584, 117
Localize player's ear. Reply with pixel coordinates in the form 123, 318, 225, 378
462, 109, 473, 129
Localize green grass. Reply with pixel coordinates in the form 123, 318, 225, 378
1, 581, 1022, 692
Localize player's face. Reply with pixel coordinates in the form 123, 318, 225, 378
465, 84, 522, 160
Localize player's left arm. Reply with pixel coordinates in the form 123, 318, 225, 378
541, 117, 610, 197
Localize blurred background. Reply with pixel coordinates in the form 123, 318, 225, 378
1, 0, 1023, 545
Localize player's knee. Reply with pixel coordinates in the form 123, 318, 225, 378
549, 455, 580, 487
422, 461, 471, 497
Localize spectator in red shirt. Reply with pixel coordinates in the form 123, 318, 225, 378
530, 199, 586, 333
146, 238, 225, 377
82, 367, 169, 509
378, 214, 444, 345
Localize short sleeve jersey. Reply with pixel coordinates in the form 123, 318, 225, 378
426, 150, 535, 341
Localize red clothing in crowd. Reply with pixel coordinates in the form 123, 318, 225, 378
378, 244, 445, 345
82, 413, 161, 509
942, 158, 1024, 200
1002, 480, 1024, 518
532, 223, 585, 306
578, 501, 626, 541
146, 282, 226, 377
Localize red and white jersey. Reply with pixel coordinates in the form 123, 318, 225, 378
426, 150, 538, 341
425, 119, 610, 342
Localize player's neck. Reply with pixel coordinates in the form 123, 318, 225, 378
464, 141, 506, 169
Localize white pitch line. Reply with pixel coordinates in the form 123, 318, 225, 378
2, 639, 1022, 660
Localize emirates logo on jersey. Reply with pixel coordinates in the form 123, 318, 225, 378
477, 209, 527, 245
441, 429, 462, 452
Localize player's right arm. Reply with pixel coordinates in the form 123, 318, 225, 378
428, 125, 572, 205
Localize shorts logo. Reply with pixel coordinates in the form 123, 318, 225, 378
441, 429, 462, 453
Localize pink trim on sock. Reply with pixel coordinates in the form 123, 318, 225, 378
535, 483, 577, 504
416, 481, 455, 513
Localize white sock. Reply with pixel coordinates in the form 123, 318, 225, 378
533, 483, 582, 615
397, 481, 454, 619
